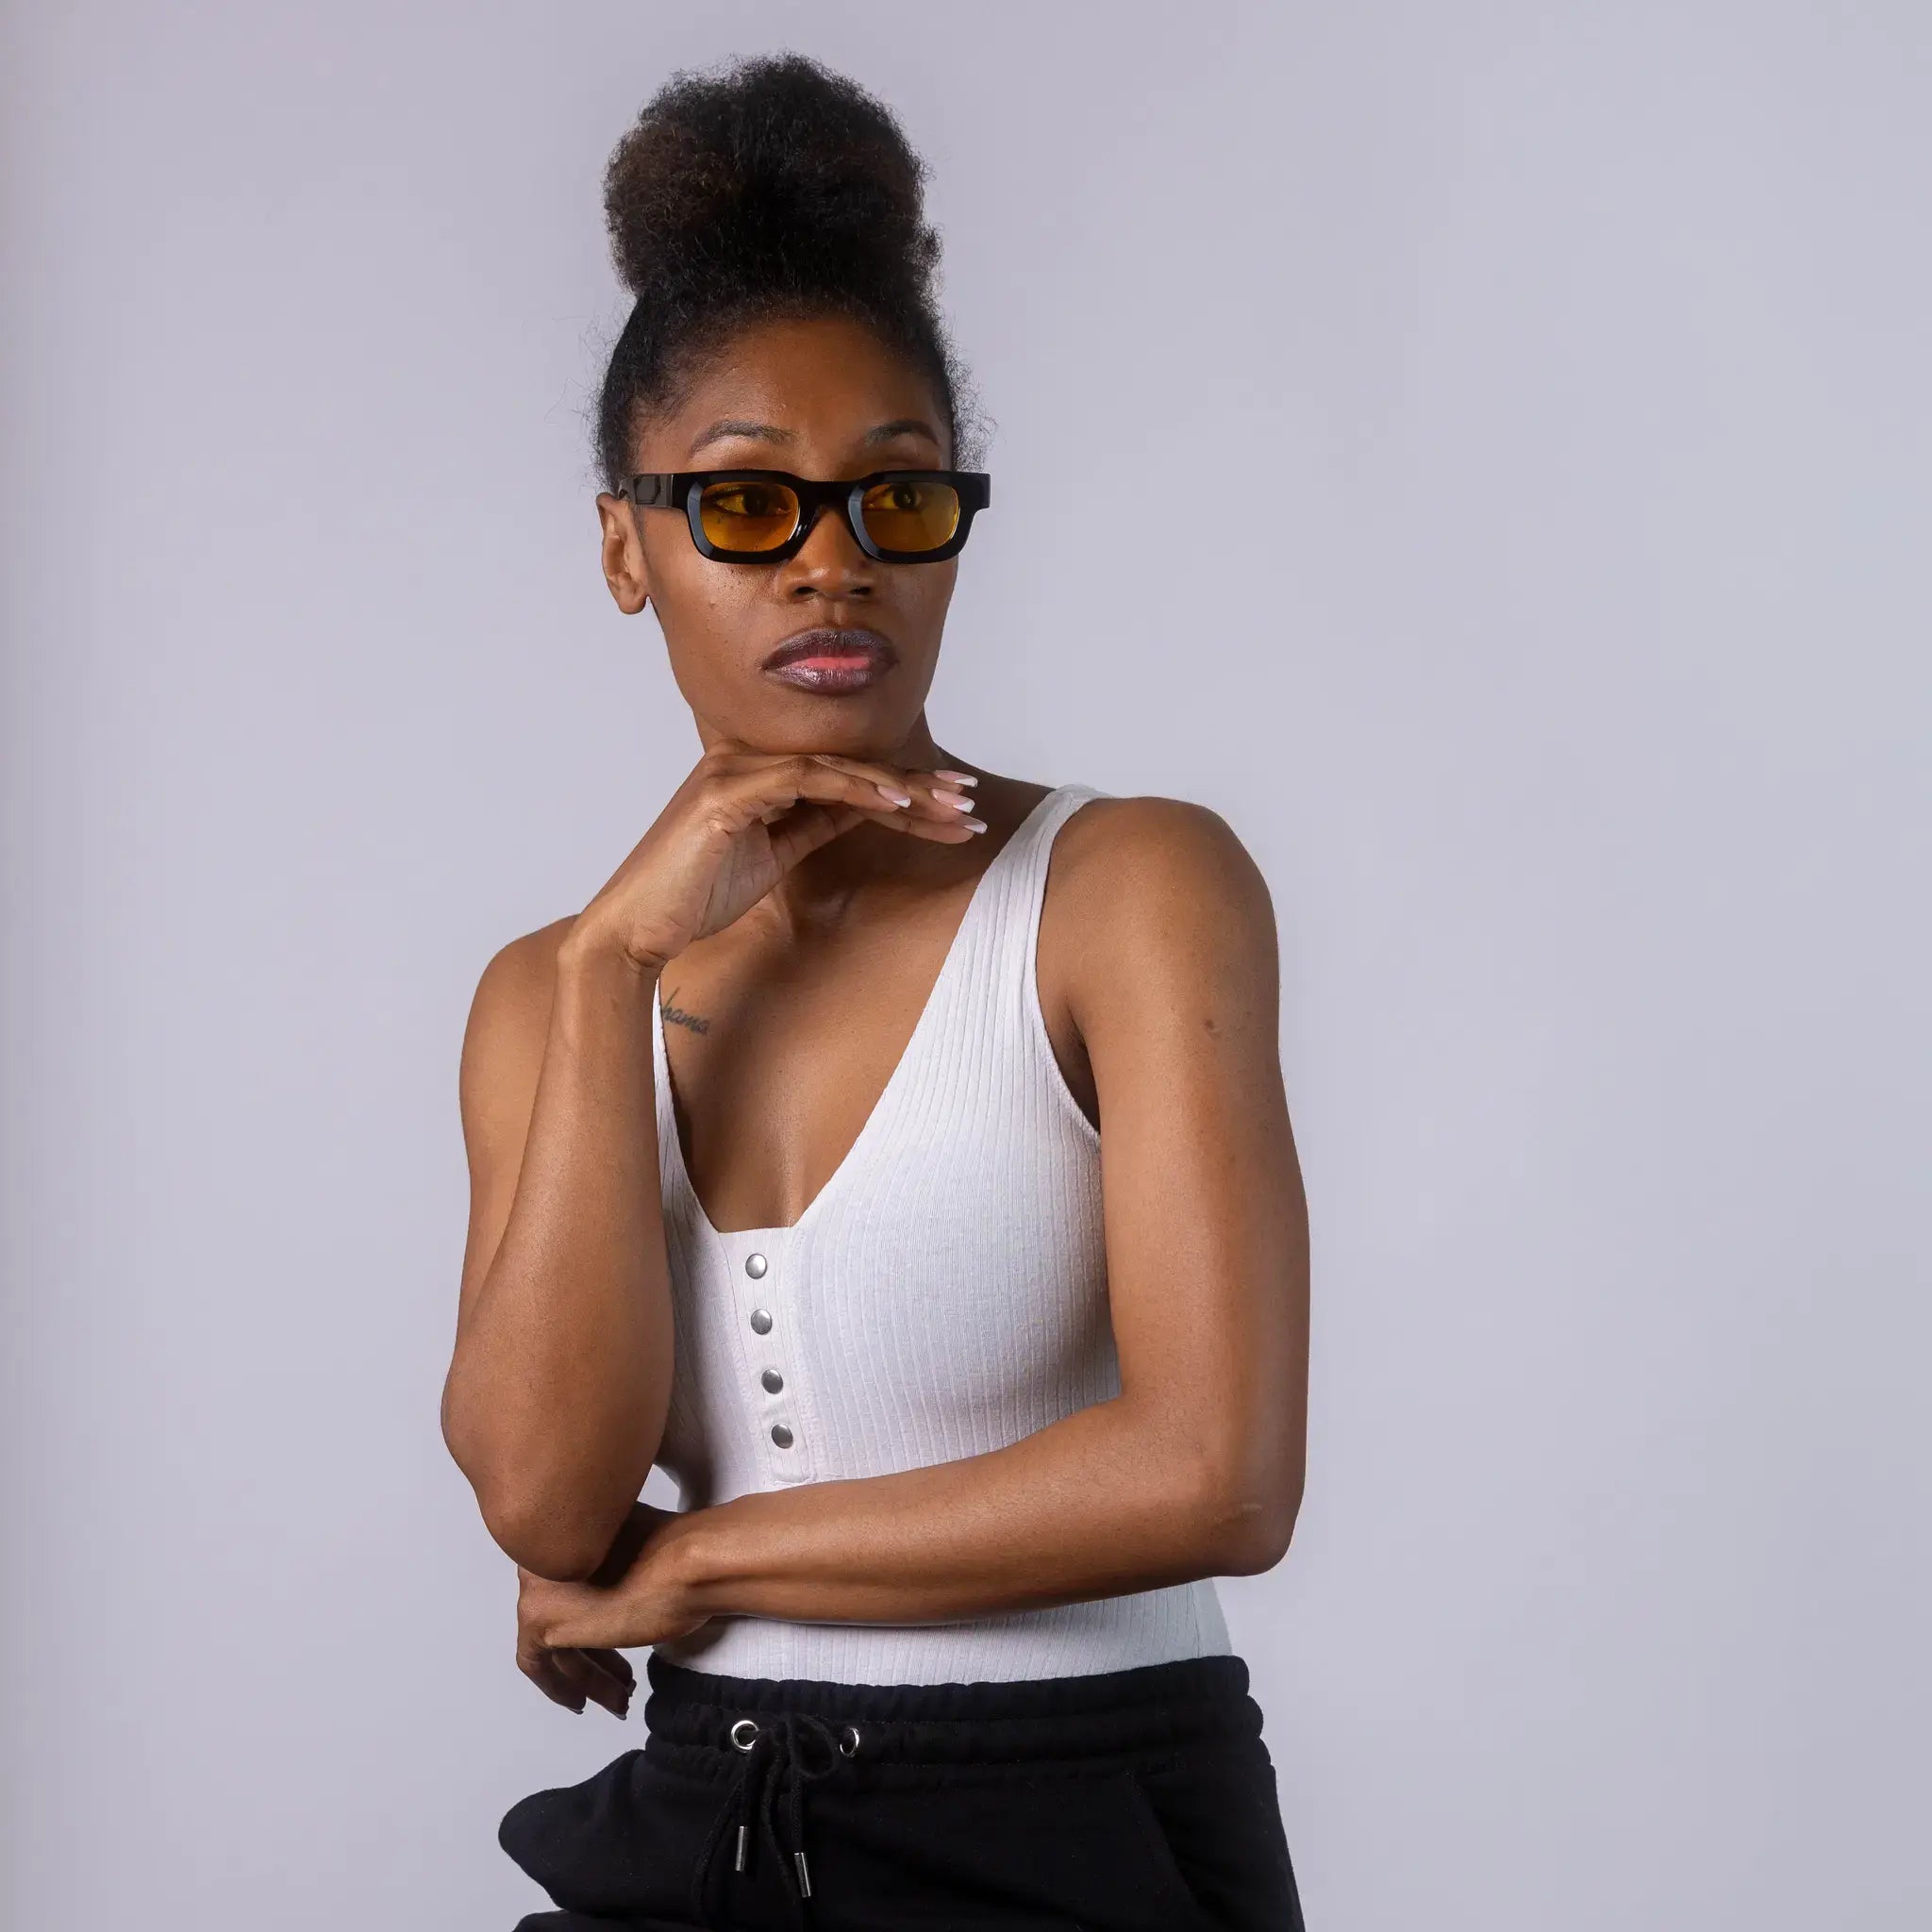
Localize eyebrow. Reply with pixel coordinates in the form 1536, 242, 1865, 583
685, 416, 944, 459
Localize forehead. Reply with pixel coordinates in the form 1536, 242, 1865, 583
646, 313, 949, 466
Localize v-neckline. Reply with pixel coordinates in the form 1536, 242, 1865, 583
653, 785, 1066, 1243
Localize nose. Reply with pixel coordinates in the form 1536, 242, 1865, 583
778, 497, 876, 597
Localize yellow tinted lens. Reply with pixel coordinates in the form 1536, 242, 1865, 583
859, 478, 960, 553
698, 479, 800, 552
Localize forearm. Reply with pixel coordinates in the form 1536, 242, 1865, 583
667, 1395, 1270, 1626
443, 937, 672, 1577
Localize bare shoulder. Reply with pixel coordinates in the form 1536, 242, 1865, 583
1048, 791, 1277, 972
464, 912, 580, 1049
458, 912, 582, 1159
1027, 791, 1280, 1113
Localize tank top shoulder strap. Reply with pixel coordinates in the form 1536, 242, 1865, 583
972, 781, 1114, 1036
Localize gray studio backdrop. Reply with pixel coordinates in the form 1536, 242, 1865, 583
3, 4, 1925, 1928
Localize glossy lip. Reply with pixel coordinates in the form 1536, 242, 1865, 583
760, 625, 899, 694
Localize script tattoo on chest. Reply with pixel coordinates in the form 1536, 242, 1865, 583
659, 985, 712, 1036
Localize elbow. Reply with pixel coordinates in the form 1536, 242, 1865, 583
1194, 1462, 1303, 1577
476, 1487, 624, 1582
442, 1405, 624, 1582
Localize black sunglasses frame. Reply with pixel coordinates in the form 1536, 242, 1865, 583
614, 468, 991, 564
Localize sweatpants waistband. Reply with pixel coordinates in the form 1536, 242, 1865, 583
642, 1650, 1262, 1768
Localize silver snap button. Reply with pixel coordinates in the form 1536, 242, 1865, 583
745, 1253, 768, 1278
730, 1717, 760, 1751
749, 1307, 773, 1334
761, 1368, 784, 1392
770, 1423, 794, 1448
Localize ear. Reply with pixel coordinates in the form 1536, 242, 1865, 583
595, 492, 651, 615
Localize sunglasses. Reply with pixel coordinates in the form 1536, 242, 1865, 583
614, 468, 991, 564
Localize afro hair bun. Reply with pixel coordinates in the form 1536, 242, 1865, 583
603, 52, 941, 312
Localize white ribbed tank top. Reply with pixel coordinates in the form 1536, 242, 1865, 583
647, 782, 1233, 1685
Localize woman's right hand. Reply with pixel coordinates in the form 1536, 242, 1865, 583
567, 742, 985, 974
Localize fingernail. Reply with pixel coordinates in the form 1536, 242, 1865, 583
960, 816, 987, 833
933, 770, 978, 785
932, 789, 975, 810
875, 782, 913, 807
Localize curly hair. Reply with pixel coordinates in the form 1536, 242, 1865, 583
593, 51, 985, 492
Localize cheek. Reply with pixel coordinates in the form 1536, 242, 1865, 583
651, 559, 762, 668
655, 629, 749, 724
897, 558, 959, 627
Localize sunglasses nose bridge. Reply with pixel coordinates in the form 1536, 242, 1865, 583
786, 484, 872, 563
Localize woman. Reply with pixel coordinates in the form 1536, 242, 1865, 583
441, 51, 1311, 1932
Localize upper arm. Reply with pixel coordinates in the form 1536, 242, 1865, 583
447, 918, 575, 1400
1052, 796, 1308, 1569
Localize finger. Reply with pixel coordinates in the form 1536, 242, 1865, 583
800, 753, 987, 829
579, 1647, 637, 1717
707, 747, 981, 831
516, 1639, 588, 1712
582, 1647, 637, 1697
721, 759, 983, 847
754, 800, 884, 871
553, 1645, 631, 1718
708, 754, 916, 824
757, 791, 954, 854
759, 800, 952, 875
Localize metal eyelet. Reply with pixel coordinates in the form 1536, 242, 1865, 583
839, 1724, 860, 1757
729, 1717, 760, 1752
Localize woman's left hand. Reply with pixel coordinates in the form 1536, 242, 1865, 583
514, 1502, 713, 1714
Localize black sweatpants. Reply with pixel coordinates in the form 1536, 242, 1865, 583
499, 1649, 1307, 1930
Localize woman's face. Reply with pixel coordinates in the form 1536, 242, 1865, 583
596, 311, 962, 758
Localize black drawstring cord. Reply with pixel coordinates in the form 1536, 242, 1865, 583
688, 1708, 860, 1924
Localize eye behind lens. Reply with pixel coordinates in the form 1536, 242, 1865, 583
698, 479, 801, 552
859, 479, 960, 554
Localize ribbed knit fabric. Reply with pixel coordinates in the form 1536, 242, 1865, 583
647, 782, 1233, 1685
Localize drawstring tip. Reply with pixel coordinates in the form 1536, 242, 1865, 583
794, 1848, 813, 1897
735, 1823, 748, 1873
